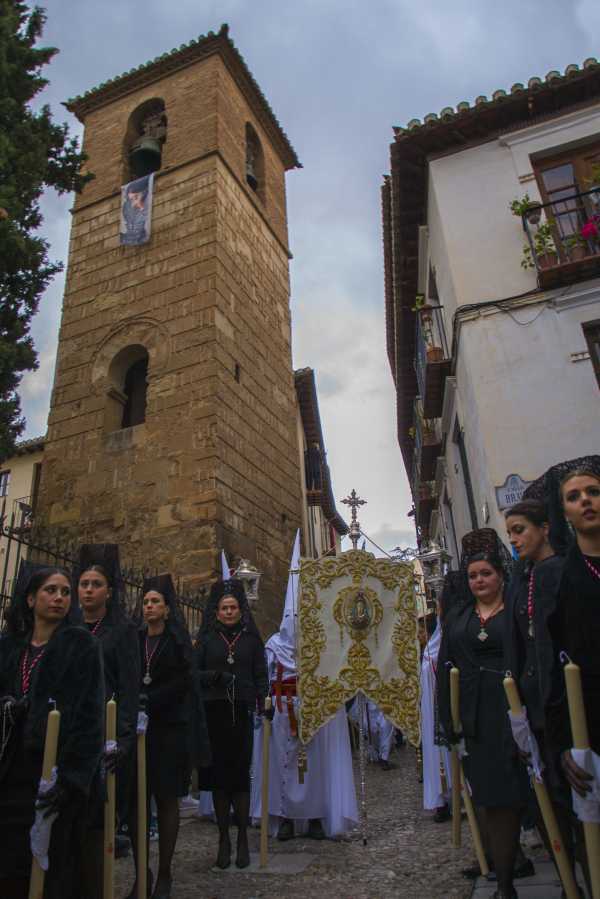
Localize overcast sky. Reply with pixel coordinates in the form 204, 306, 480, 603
21, 0, 600, 554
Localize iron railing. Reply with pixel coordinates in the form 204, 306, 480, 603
522, 186, 600, 272
415, 305, 450, 399
0, 511, 205, 634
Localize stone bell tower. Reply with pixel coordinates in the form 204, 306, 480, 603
37, 25, 302, 628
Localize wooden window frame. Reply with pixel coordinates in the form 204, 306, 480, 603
533, 142, 600, 203
582, 318, 600, 388
0, 470, 10, 497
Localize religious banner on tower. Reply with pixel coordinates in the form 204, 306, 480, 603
297, 548, 420, 747
119, 173, 154, 246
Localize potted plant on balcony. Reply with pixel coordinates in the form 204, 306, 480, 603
521, 221, 559, 270
510, 194, 542, 225
565, 232, 588, 262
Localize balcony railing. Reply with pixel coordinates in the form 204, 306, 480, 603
413, 398, 442, 482
11, 496, 33, 533
415, 305, 451, 419
415, 480, 436, 532
522, 187, 600, 289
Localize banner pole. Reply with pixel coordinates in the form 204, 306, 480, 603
357, 692, 368, 846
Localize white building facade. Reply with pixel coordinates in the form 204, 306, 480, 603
383, 61, 600, 563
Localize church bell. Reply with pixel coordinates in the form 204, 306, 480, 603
130, 137, 162, 178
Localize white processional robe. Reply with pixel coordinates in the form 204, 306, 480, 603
250, 663, 358, 837
349, 699, 395, 762
421, 623, 452, 810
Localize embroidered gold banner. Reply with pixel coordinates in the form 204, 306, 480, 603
297, 549, 420, 747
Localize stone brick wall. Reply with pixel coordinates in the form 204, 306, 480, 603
37, 50, 301, 633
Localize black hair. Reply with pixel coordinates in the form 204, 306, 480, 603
4, 565, 72, 636
465, 551, 506, 577
505, 499, 548, 528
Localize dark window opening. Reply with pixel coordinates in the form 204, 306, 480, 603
453, 418, 478, 530
245, 123, 264, 196
582, 319, 600, 388
121, 357, 148, 428
234, 362, 241, 383
125, 99, 167, 181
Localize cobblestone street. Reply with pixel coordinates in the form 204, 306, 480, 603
115, 743, 476, 899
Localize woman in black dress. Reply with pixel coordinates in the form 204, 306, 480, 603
0, 561, 104, 899
525, 455, 600, 895
127, 573, 209, 899
195, 579, 268, 870
75, 543, 140, 897
438, 529, 530, 899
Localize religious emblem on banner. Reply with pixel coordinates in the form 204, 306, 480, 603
297, 548, 420, 747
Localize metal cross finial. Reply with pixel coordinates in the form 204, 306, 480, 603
341, 489, 367, 550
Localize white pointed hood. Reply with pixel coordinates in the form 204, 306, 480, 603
221, 550, 230, 580
265, 530, 301, 672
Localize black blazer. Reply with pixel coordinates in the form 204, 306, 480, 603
503, 556, 564, 731
0, 625, 104, 796
195, 627, 268, 707
97, 618, 140, 756
138, 628, 192, 728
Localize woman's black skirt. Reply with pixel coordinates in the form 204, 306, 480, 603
197, 700, 254, 793
146, 721, 191, 800
463, 669, 531, 808
0, 724, 85, 896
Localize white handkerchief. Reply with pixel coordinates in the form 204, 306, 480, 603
508, 708, 544, 783
30, 766, 58, 871
137, 711, 149, 735
571, 748, 600, 823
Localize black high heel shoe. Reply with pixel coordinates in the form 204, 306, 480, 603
126, 869, 153, 899
216, 832, 231, 869
151, 873, 172, 899
236, 829, 250, 869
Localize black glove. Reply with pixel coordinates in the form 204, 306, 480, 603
216, 671, 235, 688
104, 742, 126, 773
139, 693, 149, 711
262, 705, 275, 722
36, 782, 71, 820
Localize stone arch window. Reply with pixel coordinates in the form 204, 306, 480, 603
123, 98, 167, 181
105, 345, 149, 432
245, 123, 264, 197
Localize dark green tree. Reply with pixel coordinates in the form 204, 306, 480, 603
0, 1, 91, 461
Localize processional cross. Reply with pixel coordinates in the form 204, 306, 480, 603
341, 489, 367, 550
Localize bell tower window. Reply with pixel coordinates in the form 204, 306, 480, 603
245, 123, 264, 198
105, 345, 149, 432
124, 98, 167, 181
122, 356, 148, 428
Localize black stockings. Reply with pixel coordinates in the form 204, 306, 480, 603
213, 789, 232, 868
485, 806, 521, 897
212, 789, 250, 868
155, 797, 179, 884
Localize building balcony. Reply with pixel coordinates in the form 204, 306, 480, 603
415, 306, 451, 419
10, 496, 34, 533
522, 187, 600, 289
415, 480, 437, 532
413, 399, 442, 482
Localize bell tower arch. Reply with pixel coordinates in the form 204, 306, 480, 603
37, 25, 302, 627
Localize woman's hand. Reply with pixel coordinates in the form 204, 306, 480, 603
561, 750, 593, 797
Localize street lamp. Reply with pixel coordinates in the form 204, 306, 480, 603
233, 558, 262, 606
418, 540, 451, 608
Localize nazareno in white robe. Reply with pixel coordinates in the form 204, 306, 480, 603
420, 621, 452, 810
250, 659, 358, 837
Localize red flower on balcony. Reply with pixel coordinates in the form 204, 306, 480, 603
581, 219, 600, 240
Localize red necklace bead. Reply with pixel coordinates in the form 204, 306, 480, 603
584, 557, 600, 580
